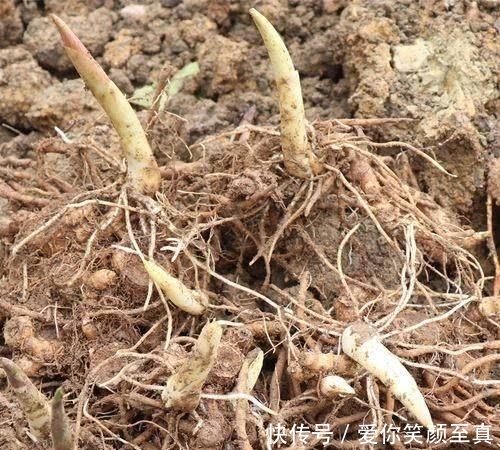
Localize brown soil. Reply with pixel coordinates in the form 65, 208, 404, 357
0, 1, 499, 450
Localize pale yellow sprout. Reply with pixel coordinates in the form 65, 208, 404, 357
143, 259, 207, 315
162, 321, 222, 411
51, 15, 161, 195
241, 348, 264, 391
235, 348, 264, 450
250, 8, 322, 178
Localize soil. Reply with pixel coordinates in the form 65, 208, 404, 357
0, 1, 499, 450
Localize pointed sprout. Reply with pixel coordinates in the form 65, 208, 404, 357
242, 348, 264, 392
162, 321, 222, 411
236, 348, 264, 395
143, 259, 207, 315
342, 323, 435, 431
319, 375, 355, 398
234, 348, 264, 450
50, 15, 161, 195
250, 8, 322, 178
51, 388, 73, 450
0, 357, 51, 440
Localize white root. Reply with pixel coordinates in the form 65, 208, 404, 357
342, 322, 435, 431
143, 259, 207, 315
249, 8, 322, 179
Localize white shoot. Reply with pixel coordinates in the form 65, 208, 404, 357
342, 322, 435, 431
250, 8, 322, 178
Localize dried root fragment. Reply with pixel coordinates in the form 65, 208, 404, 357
51, 388, 73, 450
342, 322, 434, 431
51, 15, 161, 195
250, 8, 322, 178
0, 357, 51, 440
143, 259, 207, 315
162, 321, 222, 411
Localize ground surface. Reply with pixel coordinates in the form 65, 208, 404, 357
0, 1, 499, 449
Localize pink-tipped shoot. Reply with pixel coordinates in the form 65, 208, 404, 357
51, 14, 161, 195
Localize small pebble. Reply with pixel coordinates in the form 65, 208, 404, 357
120, 4, 147, 22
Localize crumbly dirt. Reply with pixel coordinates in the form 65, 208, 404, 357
0, 1, 499, 450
